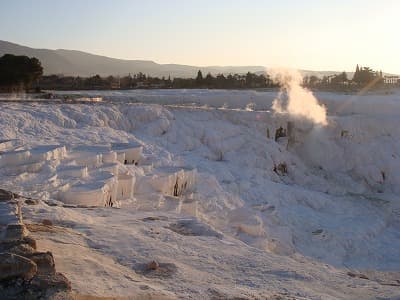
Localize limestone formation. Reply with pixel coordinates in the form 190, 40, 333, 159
5, 224, 29, 241
0, 252, 37, 281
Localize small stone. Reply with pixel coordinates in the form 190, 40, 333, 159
273, 162, 288, 176
42, 219, 53, 226
30, 272, 71, 291
23, 236, 37, 250
28, 252, 56, 275
358, 274, 369, 280
147, 260, 159, 271
142, 216, 160, 222
46, 290, 74, 300
140, 285, 150, 290
8, 243, 36, 256
140, 262, 177, 278
25, 199, 39, 205
5, 224, 29, 240
312, 229, 323, 235
0, 252, 37, 281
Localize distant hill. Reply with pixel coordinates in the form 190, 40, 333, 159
0, 40, 267, 78
0, 40, 356, 78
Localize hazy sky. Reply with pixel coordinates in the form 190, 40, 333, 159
1, 0, 399, 73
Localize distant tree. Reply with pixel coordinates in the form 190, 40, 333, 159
226, 74, 235, 87
196, 70, 203, 86
0, 54, 43, 90
215, 74, 226, 88
303, 75, 310, 86
331, 72, 348, 85
265, 74, 273, 87
256, 74, 268, 87
321, 75, 329, 85
353, 65, 362, 84
309, 75, 319, 86
120, 74, 133, 89
204, 73, 214, 87
245, 72, 254, 87
337, 72, 347, 82
106, 75, 115, 84
137, 72, 146, 81
352, 65, 382, 86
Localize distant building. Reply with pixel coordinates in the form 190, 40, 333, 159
384, 75, 399, 85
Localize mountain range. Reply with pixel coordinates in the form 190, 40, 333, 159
0, 40, 350, 78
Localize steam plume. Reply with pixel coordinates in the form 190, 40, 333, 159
268, 68, 327, 126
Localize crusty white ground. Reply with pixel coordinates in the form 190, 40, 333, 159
1, 89, 399, 299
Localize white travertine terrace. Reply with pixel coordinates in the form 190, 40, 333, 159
111, 142, 143, 165
145, 166, 197, 197
57, 165, 89, 178
60, 180, 117, 206
0, 141, 195, 207
117, 173, 135, 200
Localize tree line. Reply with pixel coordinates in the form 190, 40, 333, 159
0, 54, 397, 92
36, 70, 278, 90
303, 65, 395, 90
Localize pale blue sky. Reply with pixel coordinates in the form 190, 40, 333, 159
1, 0, 399, 73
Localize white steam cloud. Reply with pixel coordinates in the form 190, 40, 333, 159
268, 68, 327, 126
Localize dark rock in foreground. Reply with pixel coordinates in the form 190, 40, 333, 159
0, 252, 37, 281
0, 190, 73, 299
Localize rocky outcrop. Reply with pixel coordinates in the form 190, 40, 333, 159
0, 252, 37, 281
28, 252, 56, 275
4, 224, 29, 240
0, 189, 73, 299
0, 189, 19, 201
30, 272, 71, 292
